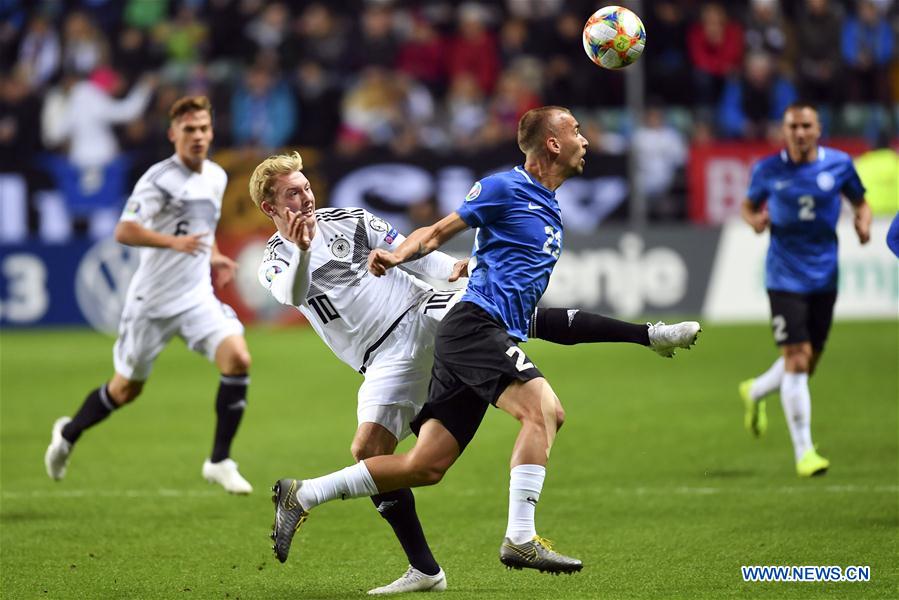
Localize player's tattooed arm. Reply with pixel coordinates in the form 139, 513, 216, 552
368, 212, 469, 277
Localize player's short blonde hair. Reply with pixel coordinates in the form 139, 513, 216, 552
248, 151, 304, 209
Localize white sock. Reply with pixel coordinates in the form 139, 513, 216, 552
780, 372, 813, 462
750, 357, 785, 400
505, 464, 546, 544
296, 462, 378, 510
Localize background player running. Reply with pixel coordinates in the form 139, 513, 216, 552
738, 102, 871, 477
44, 96, 254, 494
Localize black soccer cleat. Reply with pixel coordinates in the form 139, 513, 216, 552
499, 536, 583, 574
270, 478, 309, 563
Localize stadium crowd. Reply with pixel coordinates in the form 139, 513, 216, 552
1, 0, 897, 233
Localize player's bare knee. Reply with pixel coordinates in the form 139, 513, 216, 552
109, 381, 142, 405
554, 405, 566, 431
222, 350, 251, 376
415, 463, 447, 486
351, 438, 390, 461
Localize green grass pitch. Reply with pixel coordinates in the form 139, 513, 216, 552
1, 320, 896, 599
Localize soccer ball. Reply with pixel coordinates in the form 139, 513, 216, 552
582, 6, 646, 70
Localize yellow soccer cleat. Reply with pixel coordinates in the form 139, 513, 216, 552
796, 449, 830, 477
739, 378, 767, 437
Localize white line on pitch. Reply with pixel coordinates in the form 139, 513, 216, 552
0, 488, 225, 500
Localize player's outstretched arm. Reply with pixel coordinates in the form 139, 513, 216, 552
368, 212, 469, 277
114, 221, 209, 255
741, 199, 769, 234
851, 199, 872, 245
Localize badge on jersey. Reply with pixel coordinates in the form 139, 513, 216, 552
123, 200, 141, 217
264, 264, 282, 282
384, 227, 398, 244
816, 172, 835, 191
330, 237, 351, 258
465, 181, 482, 202
368, 216, 389, 232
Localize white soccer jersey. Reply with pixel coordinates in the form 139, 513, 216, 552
119, 154, 227, 318
258, 207, 458, 372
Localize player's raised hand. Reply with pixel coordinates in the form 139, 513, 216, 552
368, 249, 400, 277
448, 258, 469, 282
282, 207, 316, 250
170, 232, 209, 255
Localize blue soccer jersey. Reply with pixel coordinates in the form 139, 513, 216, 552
456, 166, 563, 341
747, 146, 866, 293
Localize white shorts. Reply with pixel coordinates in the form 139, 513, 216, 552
113, 295, 244, 381
357, 289, 464, 441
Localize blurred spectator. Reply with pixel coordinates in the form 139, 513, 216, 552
632, 107, 688, 221
842, 0, 894, 105
544, 11, 619, 107
340, 67, 403, 150
17, 15, 60, 89
61, 11, 108, 75
795, 0, 844, 109
498, 18, 534, 66
154, 4, 208, 80
290, 60, 341, 149
345, 3, 399, 72
717, 52, 797, 139
744, 0, 794, 74
444, 73, 488, 151
282, 3, 348, 76
206, 0, 247, 62
244, 1, 289, 54
396, 14, 446, 94
392, 73, 441, 153
39, 67, 155, 238
114, 26, 161, 83
231, 63, 296, 150
124, 0, 169, 30
447, 3, 499, 94
54, 67, 155, 171
487, 68, 541, 142
644, 1, 691, 106
504, 0, 564, 20
0, 68, 41, 170
687, 3, 744, 108
582, 117, 628, 155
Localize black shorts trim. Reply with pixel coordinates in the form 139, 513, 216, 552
410, 301, 543, 451
767, 289, 837, 351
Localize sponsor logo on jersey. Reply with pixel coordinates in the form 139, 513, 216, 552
265, 264, 282, 282
330, 237, 351, 258
816, 171, 835, 191
384, 227, 398, 244
368, 216, 389, 232
465, 181, 482, 201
